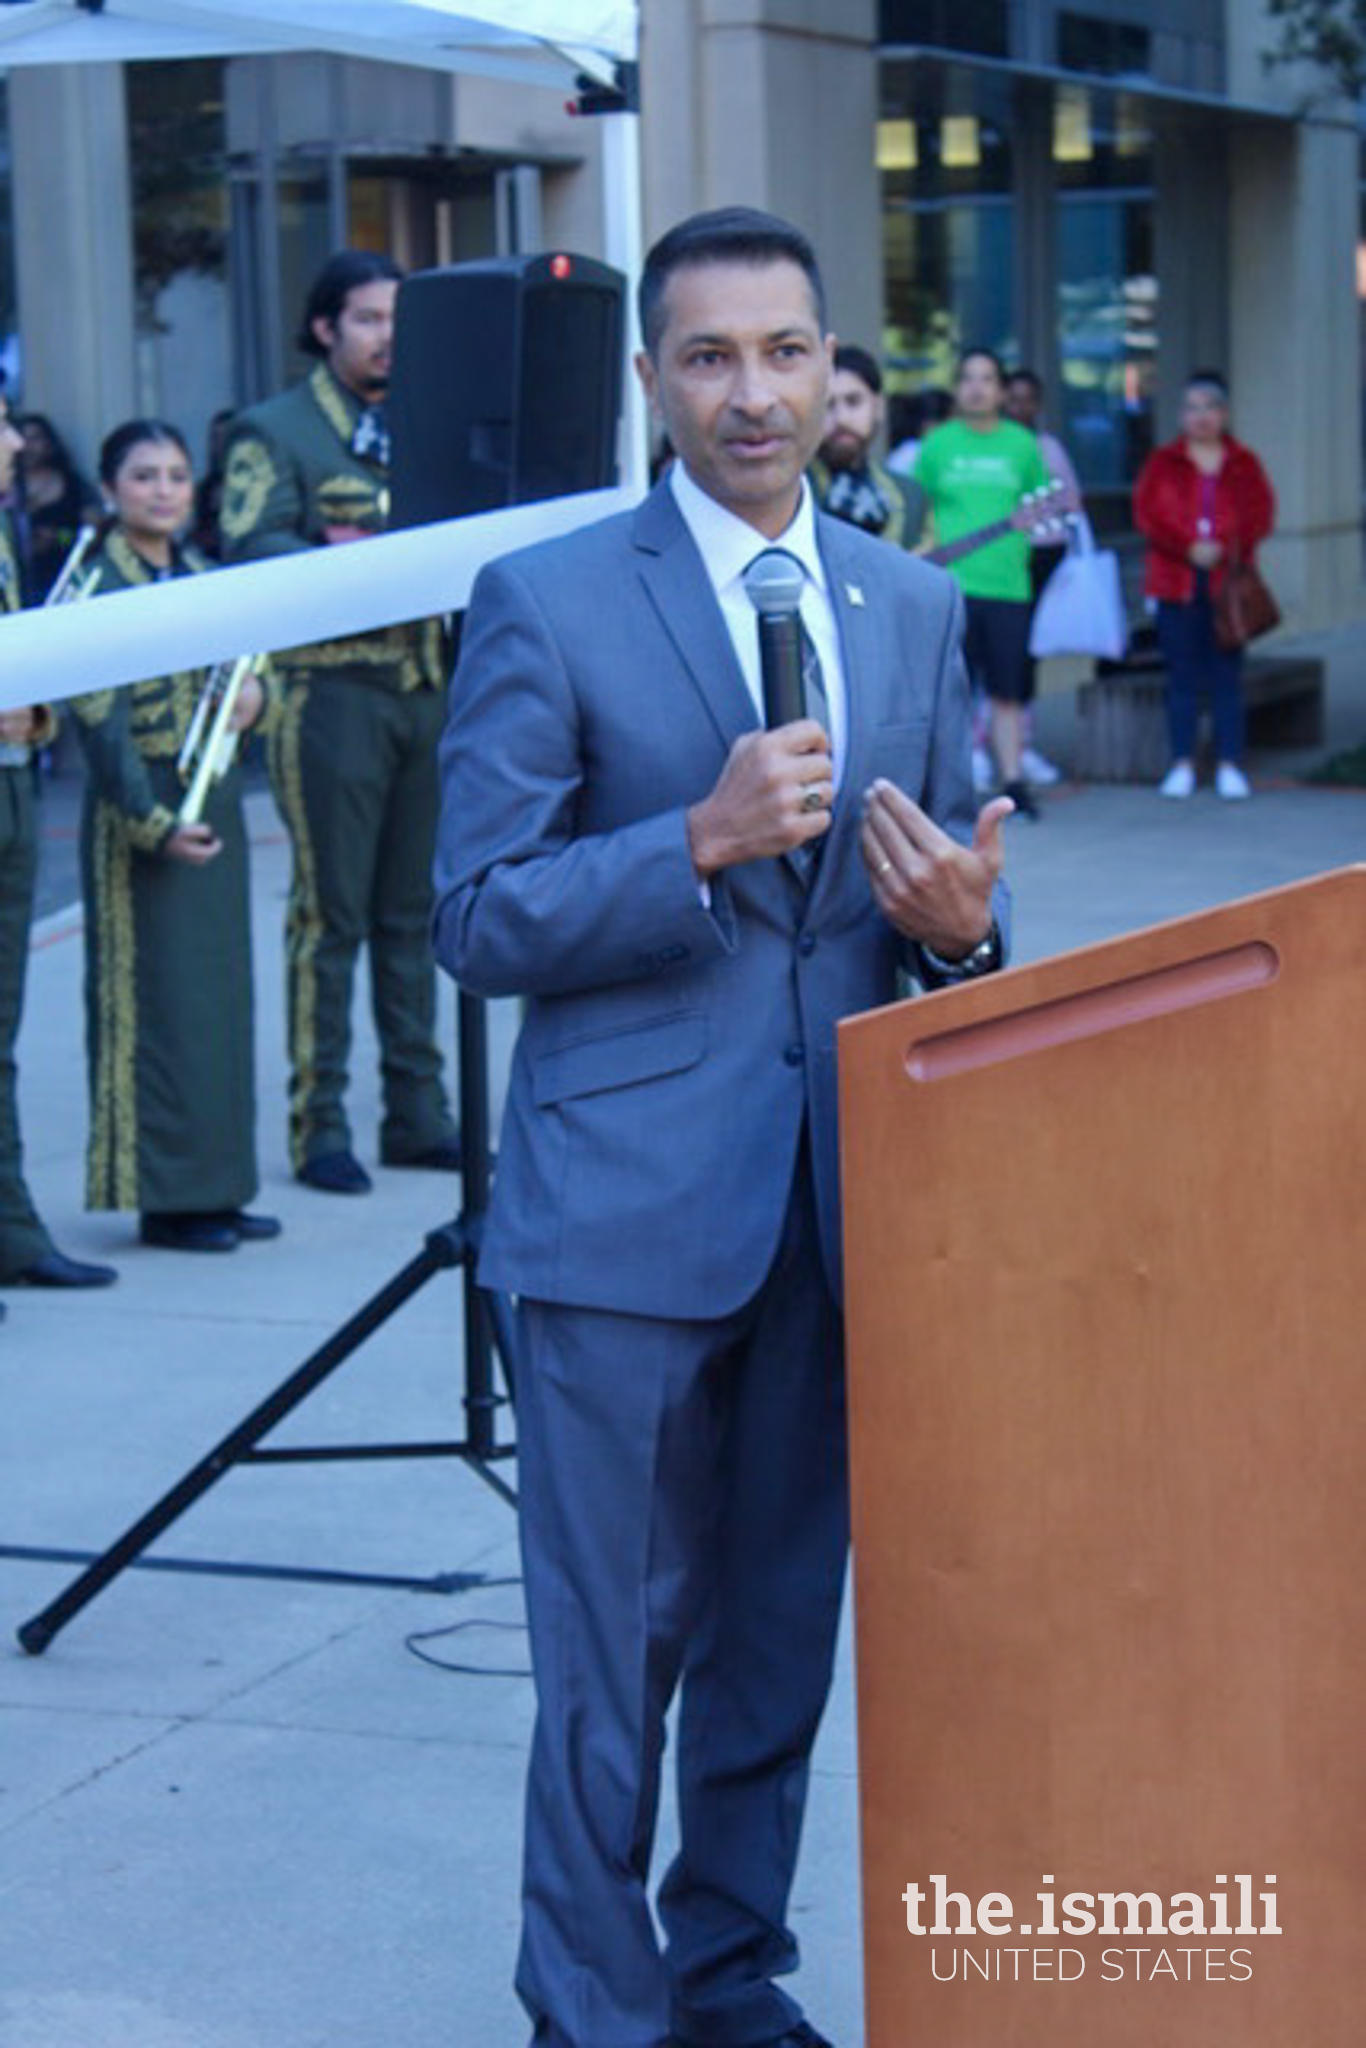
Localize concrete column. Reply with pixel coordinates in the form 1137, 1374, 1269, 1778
1152, 117, 1229, 437
1228, 116, 1361, 629
640, 0, 881, 348
8, 65, 137, 476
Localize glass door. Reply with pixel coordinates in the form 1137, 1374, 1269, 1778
1054, 88, 1158, 511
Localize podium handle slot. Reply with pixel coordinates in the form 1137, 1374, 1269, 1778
906, 941, 1279, 1082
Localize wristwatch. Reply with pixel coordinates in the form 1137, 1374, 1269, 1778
919, 918, 1003, 981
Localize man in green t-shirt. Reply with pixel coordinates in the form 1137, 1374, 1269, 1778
915, 348, 1049, 816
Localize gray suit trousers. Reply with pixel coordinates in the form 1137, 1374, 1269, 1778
514, 1140, 847, 2048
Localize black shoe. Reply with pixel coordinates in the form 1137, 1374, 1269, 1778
297, 1150, 372, 1195
1003, 777, 1040, 820
204, 1210, 282, 1242
141, 1212, 240, 1253
381, 1137, 462, 1172
11, 1248, 118, 1288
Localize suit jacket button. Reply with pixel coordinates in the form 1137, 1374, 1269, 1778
783, 1043, 805, 1067
797, 933, 816, 957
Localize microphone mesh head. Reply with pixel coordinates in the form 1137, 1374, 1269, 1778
742, 548, 805, 617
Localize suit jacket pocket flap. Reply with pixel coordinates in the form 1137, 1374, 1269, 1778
533, 1011, 707, 1107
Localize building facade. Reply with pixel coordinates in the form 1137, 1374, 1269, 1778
0, 50, 608, 489
0, 2, 1360, 634
639, 0, 1364, 633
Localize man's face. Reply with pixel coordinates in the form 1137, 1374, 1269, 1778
820, 366, 882, 472
635, 258, 833, 537
314, 278, 397, 399
956, 353, 1004, 422
1004, 377, 1040, 430
0, 401, 23, 497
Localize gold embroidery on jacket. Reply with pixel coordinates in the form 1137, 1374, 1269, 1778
88, 803, 140, 1209
268, 682, 324, 1168
220, 437, 277, 541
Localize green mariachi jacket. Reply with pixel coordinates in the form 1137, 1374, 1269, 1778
70, 531, 271, 853
809, 455, 924, 551
219, 362, 444, 690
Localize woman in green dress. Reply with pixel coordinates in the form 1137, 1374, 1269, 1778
72, 419, 279, 1253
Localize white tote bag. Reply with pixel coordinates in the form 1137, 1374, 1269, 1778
1028, 514, 1129, 661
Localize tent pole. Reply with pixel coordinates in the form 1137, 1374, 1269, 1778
601, 108, 648, 497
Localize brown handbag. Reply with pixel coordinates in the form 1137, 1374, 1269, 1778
1213, 547, 1280, 651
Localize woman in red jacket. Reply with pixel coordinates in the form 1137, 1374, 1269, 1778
1134, 370, 1275, 800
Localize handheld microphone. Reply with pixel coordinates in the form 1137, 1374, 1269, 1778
741, 550, 805, 729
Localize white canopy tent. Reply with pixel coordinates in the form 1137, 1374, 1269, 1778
0, 0, 645, 703
0, 1, 636, 87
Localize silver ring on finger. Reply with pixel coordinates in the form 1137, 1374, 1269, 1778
876, 856, 893, 875
800, 787, 826, 815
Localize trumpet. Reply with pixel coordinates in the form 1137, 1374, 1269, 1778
177, 653, 264, 826
44, 523, 102, 606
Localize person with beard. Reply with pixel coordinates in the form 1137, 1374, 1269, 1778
810, 344, 921, 548
0, 394, 116, 1296
220, 251, 458, 1194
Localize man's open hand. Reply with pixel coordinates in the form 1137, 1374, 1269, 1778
861, 778, 1010, 957
688, 722, 833, 879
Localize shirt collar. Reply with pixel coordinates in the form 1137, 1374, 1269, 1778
669, 461, 828, 598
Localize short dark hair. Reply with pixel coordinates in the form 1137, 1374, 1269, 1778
99, 418, 191, 487
957, 346, 1006, 384
832, 344, 882, 396
1007, 367, 1043, 395
638, 207, 826, 356
298, 250, 402, 357
1186, 367, 1229, 400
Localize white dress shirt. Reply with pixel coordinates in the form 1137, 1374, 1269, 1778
669, 461, 849, 790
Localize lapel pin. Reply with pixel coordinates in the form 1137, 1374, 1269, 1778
845, 583, 865, 608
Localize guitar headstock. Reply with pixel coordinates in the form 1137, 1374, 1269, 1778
1010, 478, 1070, 541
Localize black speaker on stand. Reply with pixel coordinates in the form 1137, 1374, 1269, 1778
14, 254, 629, 1656
389, 251, 626, 527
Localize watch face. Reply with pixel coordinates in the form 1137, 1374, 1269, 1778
957, 924, 1000, 976
975, 925, 1002, 972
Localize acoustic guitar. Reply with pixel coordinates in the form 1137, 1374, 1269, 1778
923, 479, 1071, 569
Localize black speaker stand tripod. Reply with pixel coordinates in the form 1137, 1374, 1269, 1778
14, 989, 519, 1656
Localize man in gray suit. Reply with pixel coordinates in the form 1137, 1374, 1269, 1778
433, 208, 1011, 2048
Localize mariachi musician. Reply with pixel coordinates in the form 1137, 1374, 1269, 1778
70, 418, 279, 1254
219, 249, 458, 1196
0, 393, 115, 1297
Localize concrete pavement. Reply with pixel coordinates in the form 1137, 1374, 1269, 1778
4, 629, 1366, 2048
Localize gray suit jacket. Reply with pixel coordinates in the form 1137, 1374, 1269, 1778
432, 480, 1004, 1319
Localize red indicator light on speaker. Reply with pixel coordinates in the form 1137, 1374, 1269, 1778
550, 254, 573, 280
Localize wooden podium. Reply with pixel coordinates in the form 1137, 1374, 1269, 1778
838, 869, 1366, 2047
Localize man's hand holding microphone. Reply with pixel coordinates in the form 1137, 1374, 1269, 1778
686, 542, 1007, 965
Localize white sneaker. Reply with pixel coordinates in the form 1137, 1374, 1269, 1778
1215, 762, 1251, 801
1020, 744, 1062, 787
972, 745, 995, 793
1159, 761, 1196, 799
